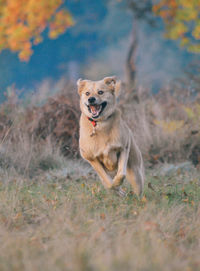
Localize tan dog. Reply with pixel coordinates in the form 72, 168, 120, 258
77, 76, 144, 196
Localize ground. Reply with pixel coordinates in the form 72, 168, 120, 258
0, 160, 199, 271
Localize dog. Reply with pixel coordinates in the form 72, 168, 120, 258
77, 76, 144, 196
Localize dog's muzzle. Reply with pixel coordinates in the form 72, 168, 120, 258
87, 101, 107, 118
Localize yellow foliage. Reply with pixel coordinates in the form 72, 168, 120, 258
0, 0, 74, 61
154, 119, 184, 133
183, 106, 195, 119
153, 0, 200, 53
184, 104, 200, 125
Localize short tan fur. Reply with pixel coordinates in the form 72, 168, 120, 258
77, 76, 144, 196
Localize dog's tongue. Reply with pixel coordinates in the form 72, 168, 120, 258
90, 105, 100, 114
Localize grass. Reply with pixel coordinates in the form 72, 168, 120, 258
0, 162, 199, 271
1, 73, 200, 271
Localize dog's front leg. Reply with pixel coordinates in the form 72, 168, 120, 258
89, 159, 113, 189
112, 138, 131, 188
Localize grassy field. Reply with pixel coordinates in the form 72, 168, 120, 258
1, 59, 200, 271
0, 160, 199, 271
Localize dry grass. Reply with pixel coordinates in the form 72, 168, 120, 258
1, 79, 200, 166
0, 81, 80, 161
0, 80, 200, 270
123, 89, 200, 166
0, 163, 199, 271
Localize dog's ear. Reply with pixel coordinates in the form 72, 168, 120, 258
103, 76, 121, 95
77, 78, 86, 95
103, 76, 117, 87
115, 80, 121, 97
77, 78, 82, 87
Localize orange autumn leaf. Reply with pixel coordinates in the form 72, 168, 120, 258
100, 213, 106, 220
141, 195, 147, 203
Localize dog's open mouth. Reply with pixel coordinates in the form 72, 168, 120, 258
87, 102, 107, 118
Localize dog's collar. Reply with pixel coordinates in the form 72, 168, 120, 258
87, 117, 97, 127
87, 114, 113, 128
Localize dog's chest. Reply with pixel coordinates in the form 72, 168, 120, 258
79, 113, 123, 171
98, 147, 120, 172
80, 131, 121, 171
92, 135, 121, 171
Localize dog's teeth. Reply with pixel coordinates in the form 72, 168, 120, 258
89, 104, 102, 116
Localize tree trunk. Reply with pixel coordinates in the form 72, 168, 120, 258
125, 20, 139, 102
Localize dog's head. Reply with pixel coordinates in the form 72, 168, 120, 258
77, 76, 119, 120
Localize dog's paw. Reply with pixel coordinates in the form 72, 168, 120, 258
113, 187, 127, 197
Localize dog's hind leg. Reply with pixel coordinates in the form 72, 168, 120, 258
126, 166, 144, 197
89, 159, 113, 189
126, 137, 144, 197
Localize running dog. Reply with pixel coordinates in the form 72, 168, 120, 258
77, 76, 144, 196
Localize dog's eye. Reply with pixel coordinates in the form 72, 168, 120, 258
98, 90, 104, 95
85, 92, 90, 96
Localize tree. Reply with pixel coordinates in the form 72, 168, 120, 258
0, 0, 74, 61
123, 0, 154, 94
123, 0, 200, 91
153, 0, 200, 53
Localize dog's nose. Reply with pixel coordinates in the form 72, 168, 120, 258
88, 97, 96, 104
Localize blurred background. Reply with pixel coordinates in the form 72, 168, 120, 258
1, 0, 200, 98
1, 0, 200, 169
